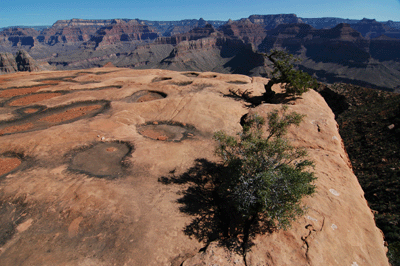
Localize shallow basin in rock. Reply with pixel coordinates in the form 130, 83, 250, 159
137, 122, 196, 142
124, 90, 166, 103
69, 142, 132, 178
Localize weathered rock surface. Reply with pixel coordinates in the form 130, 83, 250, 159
220, 19, 267, 47
15, 50, 40, 72
0, 68, 389, 265
0, 28, 38, 48
158, 37, 266, 75
1, 50, 53, 74
0, 52, 18, 73
156, 23, 222, 45
85, 20, 158, 48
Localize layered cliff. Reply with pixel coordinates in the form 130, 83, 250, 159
220, 19, 267, 47
85, 20, 159, 48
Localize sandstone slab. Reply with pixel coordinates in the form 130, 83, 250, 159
0, 68, 388, 265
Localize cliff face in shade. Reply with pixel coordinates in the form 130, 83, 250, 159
15, 50, 40, 71
0, 68, 389, 265
0, 50, 53, 74
0, 52, 18, 73
351, 18, 400, 39
0, 28, 38, 47
158, 37, 266, 75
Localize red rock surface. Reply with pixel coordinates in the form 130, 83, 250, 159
0, 68, 389, 265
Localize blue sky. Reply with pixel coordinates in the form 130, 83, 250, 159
1, 0, 400, 28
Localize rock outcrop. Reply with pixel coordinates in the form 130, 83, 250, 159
156, 23, 222, 45
351, 18, 400, 39
85, 20, 159, 48
158, 37, 266, 75
220, 19, 267, 47
38, 25, 97, 45
15, 50, 40, 71
259, 23, 400, 90
0, 68, 389, 265
0, 28, 38, 47
0, 52, 18, 73
0, 50, 53, 74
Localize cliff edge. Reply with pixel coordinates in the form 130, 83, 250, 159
0, 68, 388, 265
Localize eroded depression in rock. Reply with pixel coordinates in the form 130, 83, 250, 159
0, 85, 53, 98
137, 122, 196, 142
6, 92, 64, 107
0, 101, 109, 136
0, 155, 21, 177
69, 142, 132, 178
124, 90, 166, 103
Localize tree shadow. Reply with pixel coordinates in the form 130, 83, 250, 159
159, 158, 276, 254
224, 86, 302, 107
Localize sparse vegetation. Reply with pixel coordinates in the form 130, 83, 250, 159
214, 107, 316, 231
262, 50, 317, 97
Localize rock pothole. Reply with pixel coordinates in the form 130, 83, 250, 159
172, 81, 193, 86
137, 121, 196, 142
15, 105, 47, 116
182, 72, 200, 78
152, 77, 172, 82
123, 90, 167, 103
0, 85, 53, 98
227, 80, 248, 84
5, 92, 65, 107
0, 101, 109, 136
69, 141, 133, 178
0, 155, 22, 177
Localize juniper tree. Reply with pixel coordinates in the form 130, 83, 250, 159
213, 107, 316, 232
262, 50, 317, 97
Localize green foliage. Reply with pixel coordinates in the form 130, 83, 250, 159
214, 107, 316, 229
263, 50, 318, 96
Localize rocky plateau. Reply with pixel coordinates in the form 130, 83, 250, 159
0, 67, 389, 265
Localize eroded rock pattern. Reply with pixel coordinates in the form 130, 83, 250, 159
0, 68, 389, 265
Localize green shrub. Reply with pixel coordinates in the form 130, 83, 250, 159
214, 107, 316, 229
263, 50, 317, 97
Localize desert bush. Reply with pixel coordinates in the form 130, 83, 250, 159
213, 106, 316, 230
263, 50, 317, 97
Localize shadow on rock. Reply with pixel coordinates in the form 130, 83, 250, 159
159, 158, 275, 254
